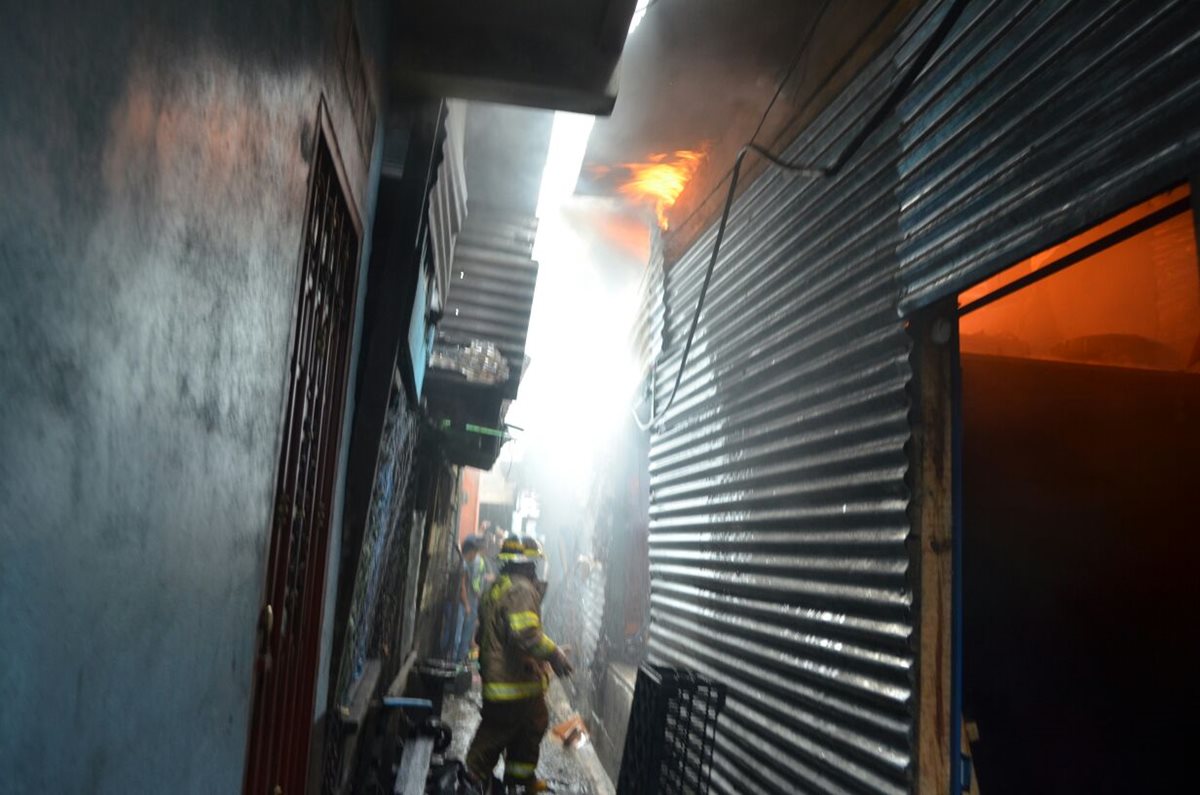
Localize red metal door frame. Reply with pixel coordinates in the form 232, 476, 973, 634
243, 100, 362, 795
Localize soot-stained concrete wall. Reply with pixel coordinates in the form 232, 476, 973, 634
0, 1, 387, 792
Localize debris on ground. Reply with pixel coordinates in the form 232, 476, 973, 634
440, 680, 612, 795
551, 715, 590, 749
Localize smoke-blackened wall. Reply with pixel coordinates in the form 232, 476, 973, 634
0, 1, 387, 791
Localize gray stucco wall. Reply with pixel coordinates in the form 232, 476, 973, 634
0, 1, 386, 792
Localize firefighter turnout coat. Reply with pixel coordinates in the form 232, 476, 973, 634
477, 572, 558, 702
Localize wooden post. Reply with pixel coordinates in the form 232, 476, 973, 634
1190, 174, 1200, 281
909, 307, 955, 794
962, 718, 982, 795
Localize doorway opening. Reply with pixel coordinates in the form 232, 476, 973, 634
957, 183, 1200, 792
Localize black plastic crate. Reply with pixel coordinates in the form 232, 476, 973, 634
617, 665, 727, 795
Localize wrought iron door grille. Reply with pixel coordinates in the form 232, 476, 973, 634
245, 117, 361, 795
618, 665, 727, 795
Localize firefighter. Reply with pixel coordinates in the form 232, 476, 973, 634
465, 536, 573, 793
521, 535, 548, 586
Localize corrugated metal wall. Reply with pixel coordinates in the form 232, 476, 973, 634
546, 507, 608, 707
643, 5, 944, 791
438, 204, 540, 396
897, 0, 1200, 312
642, 0, 1200, 791
634, 234, 665, 386
428, 101, 468, 314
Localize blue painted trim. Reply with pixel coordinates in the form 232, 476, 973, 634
382, 697, 434, 711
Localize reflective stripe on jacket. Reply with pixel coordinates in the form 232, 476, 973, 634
477, 573, 557, 701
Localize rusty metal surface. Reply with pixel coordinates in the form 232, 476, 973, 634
897, 0, 1200, 312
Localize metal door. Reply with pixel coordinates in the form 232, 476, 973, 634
244, 115, 361, 795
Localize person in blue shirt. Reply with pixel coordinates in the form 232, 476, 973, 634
456, 535, 488, 661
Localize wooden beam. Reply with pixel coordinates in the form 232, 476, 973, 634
909, 308, 955, 794
962, 718, 982, 795
339, 658, 384, 729
385, 650, 421, 699
1190, 173, 1200, 278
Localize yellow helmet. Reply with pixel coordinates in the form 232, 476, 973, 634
522, 536, 544, 559
497, 534, 529, 562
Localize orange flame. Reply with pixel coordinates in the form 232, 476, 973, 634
616, 149, 706, 230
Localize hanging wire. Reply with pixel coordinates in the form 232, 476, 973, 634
635, 0, 968, 430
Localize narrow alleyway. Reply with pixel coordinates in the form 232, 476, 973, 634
442, 680, 613, 795
5, 0, 1200, 792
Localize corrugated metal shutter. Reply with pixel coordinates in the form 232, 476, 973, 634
546, 519, 608, 715
897, 0, 1200, 313
644, 6, 943, 792
438, 204, 539, 396
634, 235, 666, 384
578, 562, 608, 700
428, 101, 468, 314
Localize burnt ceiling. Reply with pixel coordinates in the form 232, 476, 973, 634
582, 0, 919, 261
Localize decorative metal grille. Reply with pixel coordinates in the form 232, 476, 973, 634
244, 120, 361, 795
331, 386, 418, 707
617, 665, 727, 795
321, 387, 419, 795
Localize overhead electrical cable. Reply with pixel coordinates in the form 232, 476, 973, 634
635, 0, 968, 430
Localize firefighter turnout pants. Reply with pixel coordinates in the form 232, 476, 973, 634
465, 695, 550, 785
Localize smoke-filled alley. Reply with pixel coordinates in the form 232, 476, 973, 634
3, 1, 1200, 794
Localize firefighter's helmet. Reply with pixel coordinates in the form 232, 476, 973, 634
521, 536, 544, 559
497, 534, 529, 563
